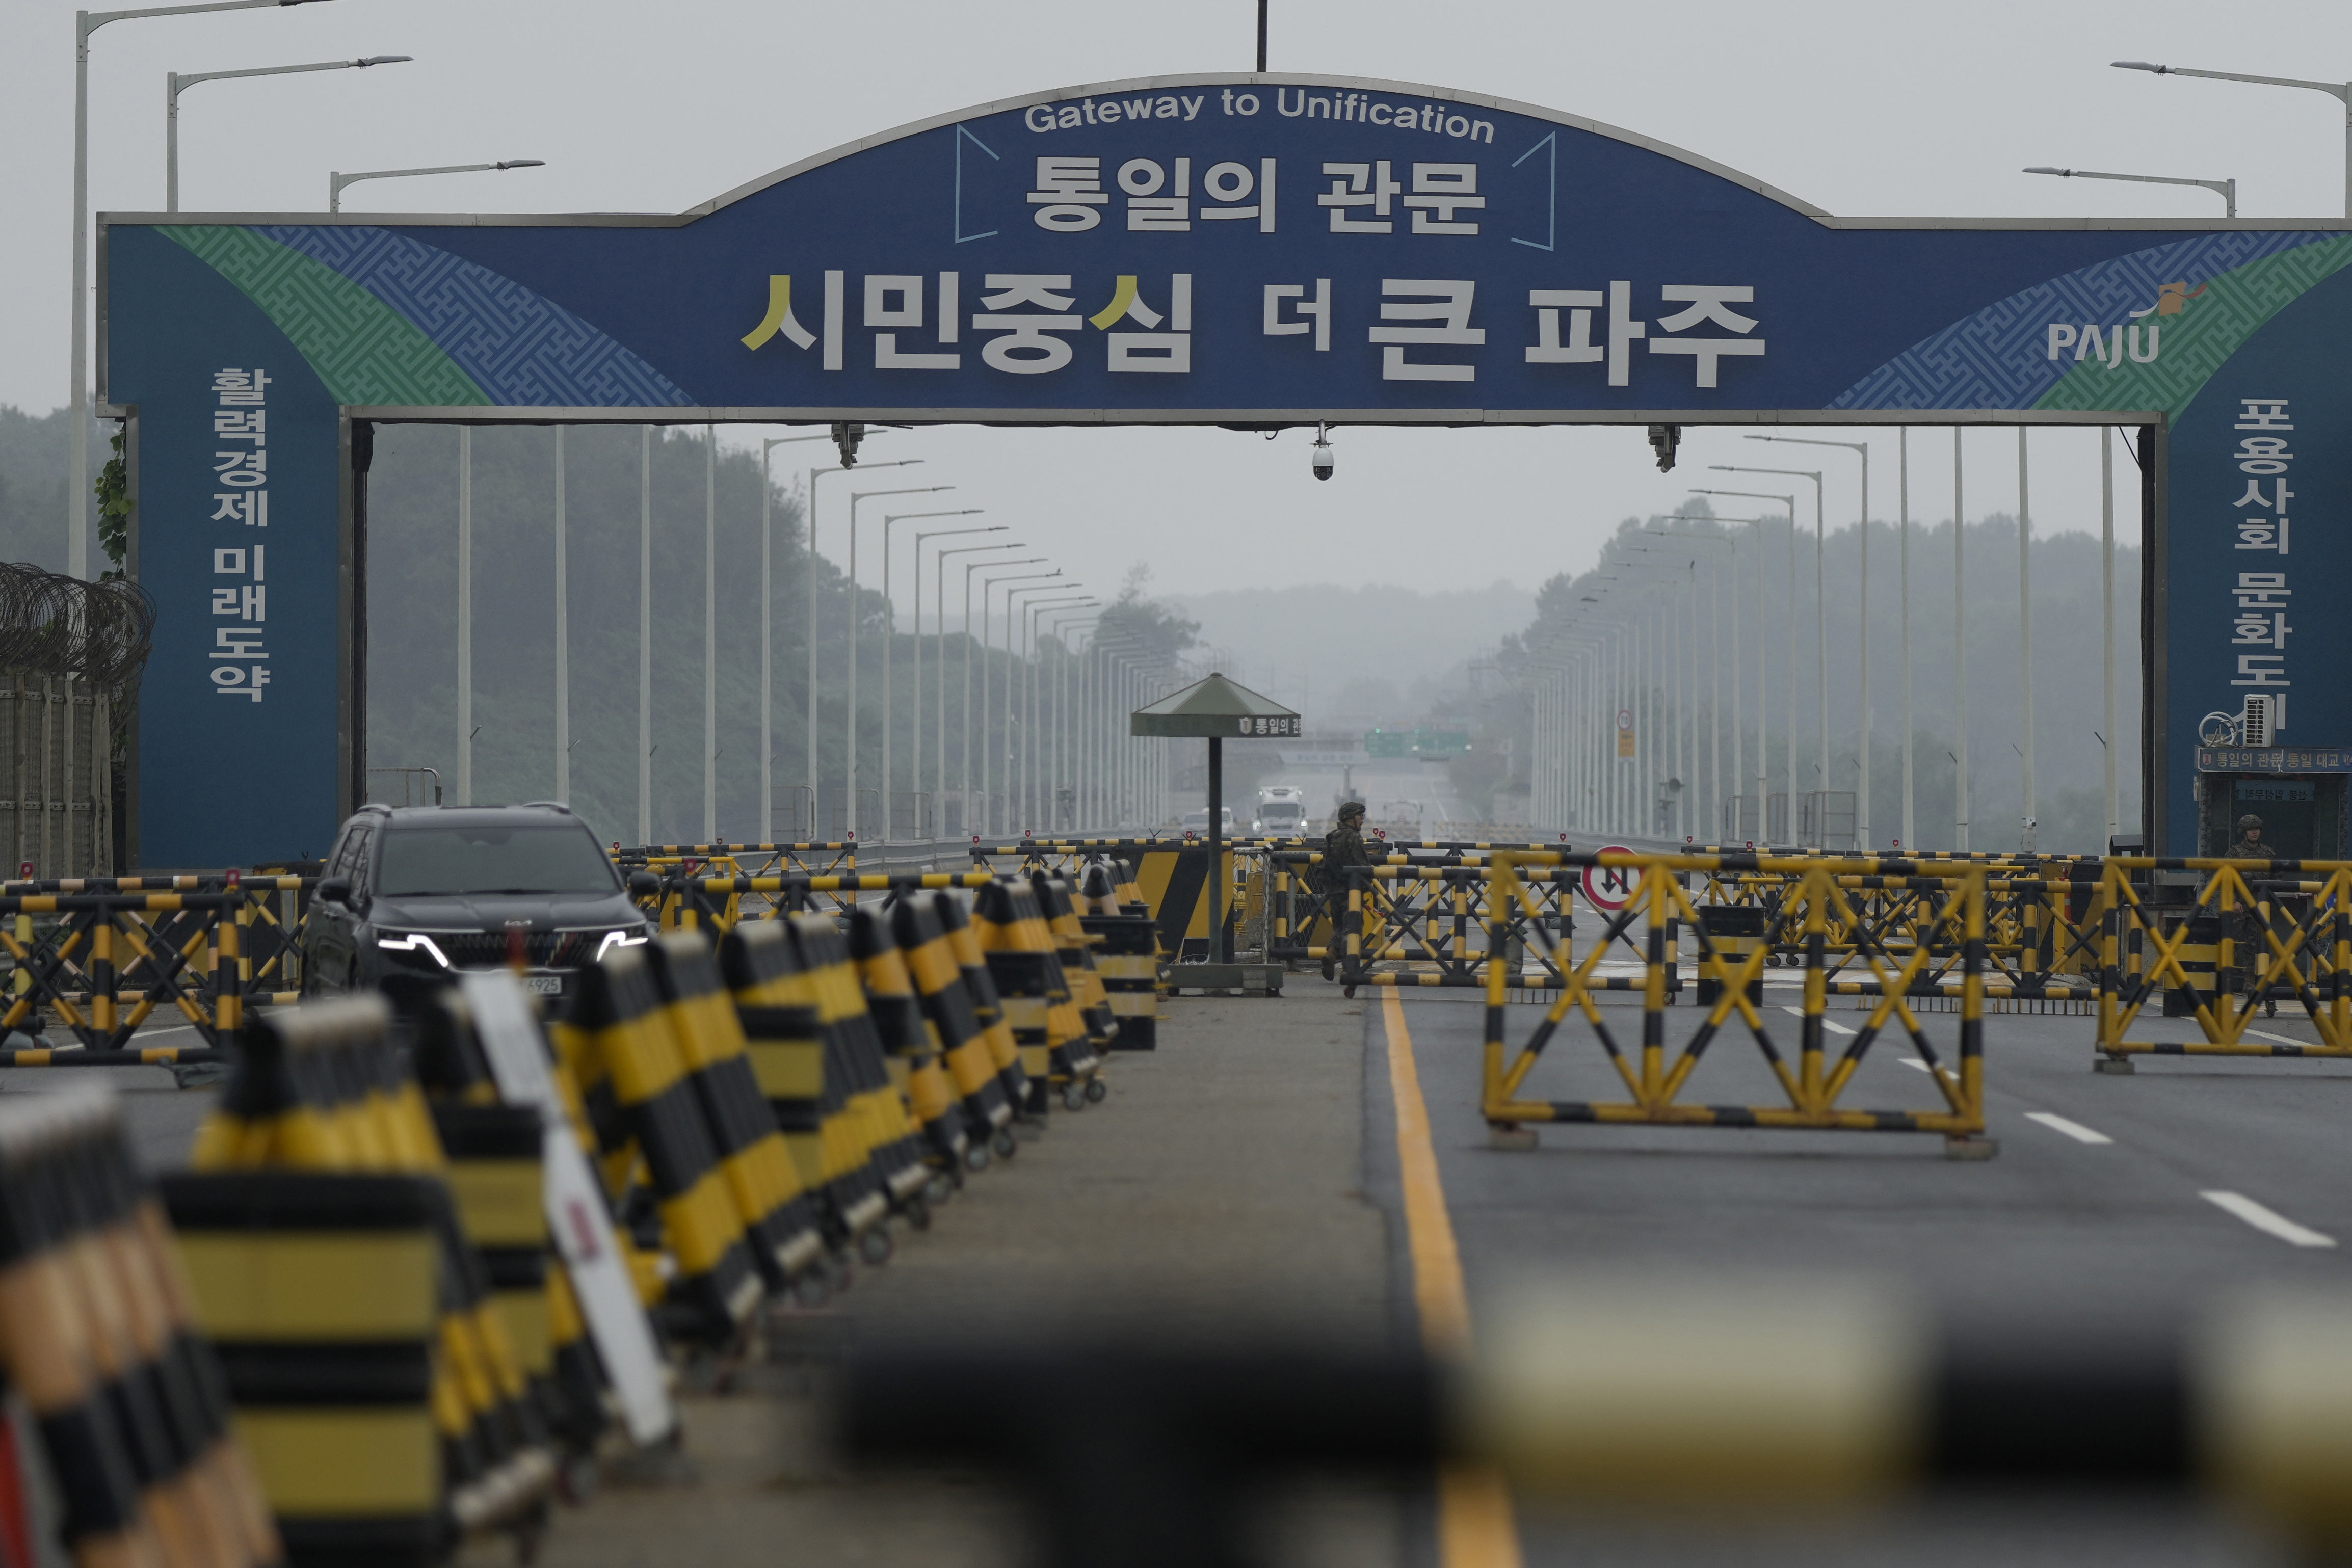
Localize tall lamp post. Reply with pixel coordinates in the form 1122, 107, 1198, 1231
330, 157, 544, 211
912, 525, 1005, 836
979, 572, 1061, 834
1023, 596, 1094, 827
170, 55, 411, 210
1713, 464, 1825, 842
806, 459, 918, 831
877, 508, 981, 839
1001, 583, 1073, 831
2112, 60, 2350, 217
1748, 435, 1872, 845
1692, 488, 1796, 834
72, 0, 330, 581
843, 486, 950, 838
757, 430, 837, 841
1041, 607, 1102, 832
938, 542, 1028, 835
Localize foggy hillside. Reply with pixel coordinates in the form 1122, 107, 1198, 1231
1166, 581, 1534, 725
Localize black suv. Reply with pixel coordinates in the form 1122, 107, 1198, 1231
303, 803, 652, 1004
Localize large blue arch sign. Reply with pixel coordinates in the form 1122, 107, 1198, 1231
100, 72, 2352, 865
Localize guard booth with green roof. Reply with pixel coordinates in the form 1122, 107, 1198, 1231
1131, 674, 1299, 992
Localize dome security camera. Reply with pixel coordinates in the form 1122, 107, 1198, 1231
1311, 422, 1334, 481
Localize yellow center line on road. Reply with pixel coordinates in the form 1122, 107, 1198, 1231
1382, 988, 1523, 1568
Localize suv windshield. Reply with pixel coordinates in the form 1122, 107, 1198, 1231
376, 824, 619, 897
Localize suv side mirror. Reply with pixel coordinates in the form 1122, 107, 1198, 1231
316, 876, 353, 904
628, 871, 662, 898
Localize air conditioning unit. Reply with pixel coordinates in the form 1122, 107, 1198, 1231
2244, 694, 2275, 747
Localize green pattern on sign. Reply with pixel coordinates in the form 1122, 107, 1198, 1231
2037, 236, 2352, 420
161, 226, 490, 407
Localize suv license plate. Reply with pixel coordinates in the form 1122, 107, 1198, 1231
521, 975, 563, 996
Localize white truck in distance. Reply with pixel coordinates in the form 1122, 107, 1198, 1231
1255, 785, 1310, 838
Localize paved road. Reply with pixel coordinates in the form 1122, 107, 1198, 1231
13, 979, 2345, 1566
1367, 985, 2343, 1566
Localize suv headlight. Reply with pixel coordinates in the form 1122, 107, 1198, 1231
595, 927, 651, 962
377, 932, 451, 968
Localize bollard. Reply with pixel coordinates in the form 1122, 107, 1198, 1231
645, 933, 828, 1292
891, 897, 1016, 1165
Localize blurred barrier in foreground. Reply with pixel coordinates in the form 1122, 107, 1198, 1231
841, 1280, 2352, 1567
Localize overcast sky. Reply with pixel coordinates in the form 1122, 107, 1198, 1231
4, 0, 2346, 606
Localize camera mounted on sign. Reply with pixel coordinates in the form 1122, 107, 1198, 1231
832, 421, 866, 468
1311, 422, 1334, 481
1648, 424, 1680, 473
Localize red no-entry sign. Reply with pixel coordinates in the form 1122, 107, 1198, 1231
1582, 847, 1635, 911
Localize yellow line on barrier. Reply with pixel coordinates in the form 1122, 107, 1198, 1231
1382, 989, 1521, 1568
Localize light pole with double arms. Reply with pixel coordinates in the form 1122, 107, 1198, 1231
2112, 60, 2350, 217
330, 158, 544, 212
171, 55, 411, 210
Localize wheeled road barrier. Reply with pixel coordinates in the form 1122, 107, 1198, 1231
1478, 851, 1995, 1157
2095, 857, 2352, 1068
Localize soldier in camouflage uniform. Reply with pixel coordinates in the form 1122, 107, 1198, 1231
2230, 814, 2284, 1017
1320, 800, 1374, 996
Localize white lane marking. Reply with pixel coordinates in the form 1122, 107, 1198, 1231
2202, 1191, 2337, 1249
1901, 1056, 1959, 1080
2024, 1111, 2113, 1146
1779, 1005, 1854, 1036
2247, 1028, 2313, 1049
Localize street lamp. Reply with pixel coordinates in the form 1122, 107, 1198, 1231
2024, 164, 2236, 217
940, 543, 1029, 833
808, 458, 919, 819
1000, 582, 1075, 831
755, 431, 843, 840
1748, 434, 1873, 846
912, 524, 1005, 834
845, 486, 952, 838
330, 158, 544, 212
2112, 60, 2351, 217
878, 508, 981, 837
1645, 524, 1740, 833
170, 55, 411, 210
1692, 486, 1799, 831
72, 0, 331, 580
1022, 595, 1093, 828
980, 571, 1062, 832
1713, 465, 1825, 841
1041, 608, 1102, 831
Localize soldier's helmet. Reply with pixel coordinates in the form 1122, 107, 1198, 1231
1339, 800, 1366, 821
2238, 814, 2264, 833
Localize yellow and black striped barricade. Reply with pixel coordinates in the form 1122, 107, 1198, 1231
189, 995, 560, 1542
2095, 858, 2352, 1069
890, 896, 1017, 1163
1080, 912, 1159, 1050
553, 952, 763, 1345
716, 920, 887, 1279
645, 932, 829, 1293
162, 1168, 441, 1567
791, 914, 945, 1234
1478, 851, 1995, 1158
0, 1088, 283, 1568
848, 907, 974, 1179
1130, 845, 1238, 964
1694, 903, 1767, 1006
1032, 872, 1121, 1060
648, 871, 996, 934
0, 890, 249, 1067
973, 879, 1100, 1114
929, 891, 1035, 1124
428, 1104, 562, 1453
